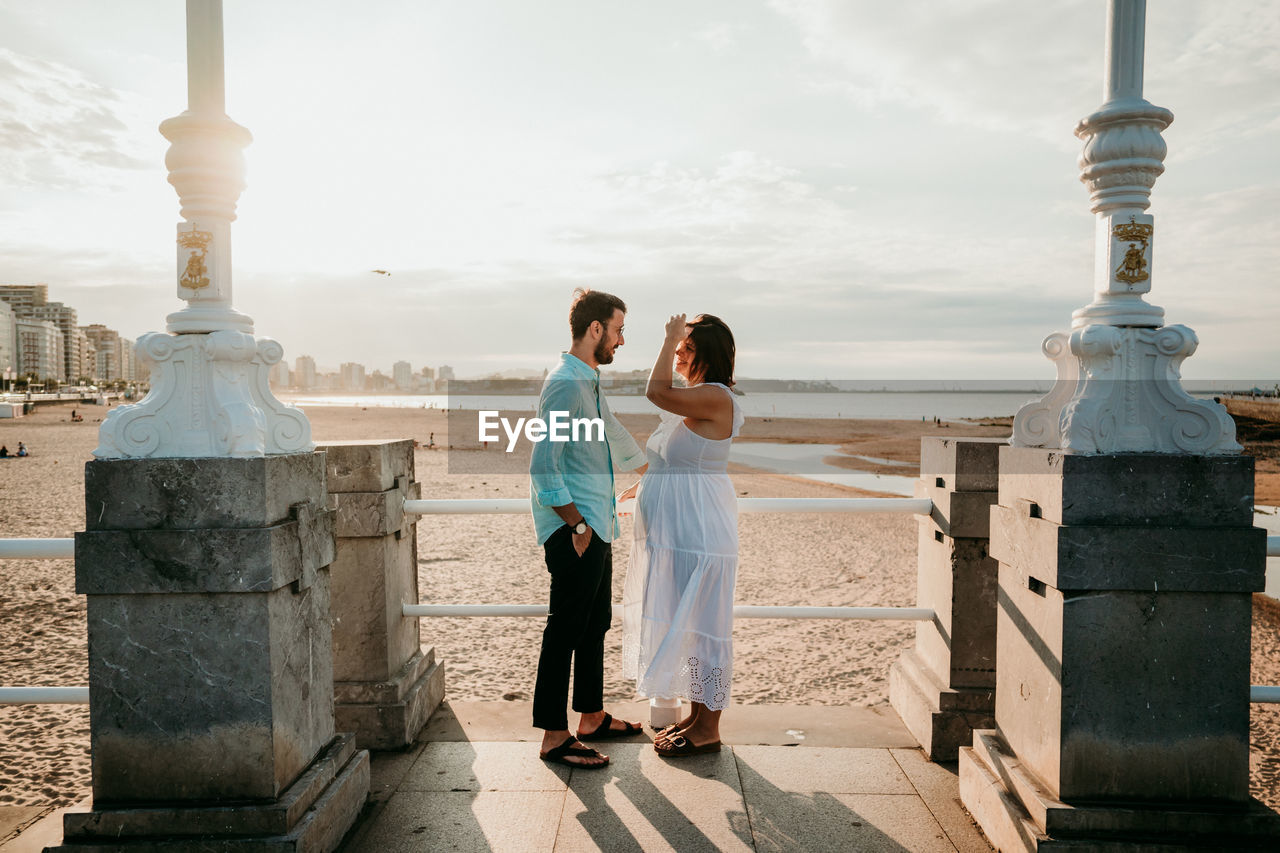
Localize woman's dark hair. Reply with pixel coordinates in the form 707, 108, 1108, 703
569, 288, 627, 340
686, 314, 735, 387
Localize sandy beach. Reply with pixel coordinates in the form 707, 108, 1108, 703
1, 402, 1278, 812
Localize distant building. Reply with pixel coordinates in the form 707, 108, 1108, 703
0, 285, 83, 382
16, 317, 64, 381
295, 355, 317, 390
118, 337, 136, 382
0, 301, 16, 382
72, 328, 93, 382
83, 325, 121, 382
269, 360, 290, 387
0, 283, 49, 314
393, 360, 413, 389
370, 370, 393, 392
24, 302, 78, 381
438, 365, 455, 384
340, 362, 366, 391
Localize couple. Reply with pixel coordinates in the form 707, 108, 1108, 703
528, 288, 742, 769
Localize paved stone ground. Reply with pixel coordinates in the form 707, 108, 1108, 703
341, 701, 993, 853
1, 701, 993, 852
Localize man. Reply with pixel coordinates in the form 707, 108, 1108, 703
529, 288, 646, 768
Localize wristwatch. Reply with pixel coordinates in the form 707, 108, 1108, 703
572, 520, 588, 535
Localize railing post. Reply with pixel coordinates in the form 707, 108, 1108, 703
890, 436, 1003, 760
59, 454, 367, 849
960, 3, 1280, 846
319, 439, 445, 749
962, 448, 1275, 848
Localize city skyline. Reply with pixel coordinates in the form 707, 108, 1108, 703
2, 2, 1277, 379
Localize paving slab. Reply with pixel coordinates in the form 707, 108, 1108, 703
733, 746, 915, 795
0, 809, 43, 846
400, 741, 570, 792
0, 801, 85, 853
367, 742, 424, 804
344, 790, 565, 853
889, 748, 993, 853
747, 792, 957, 852
557, 745, 752, 852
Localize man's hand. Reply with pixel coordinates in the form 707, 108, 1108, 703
571, 524, 593, 557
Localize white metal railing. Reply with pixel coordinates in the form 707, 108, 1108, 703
0, 687, 88, 704
1253, 686, 1280, 704
6, 683, 1278, 705
0, 538, 74, 559
403, 603, 936, 621
404, 497, 934, 516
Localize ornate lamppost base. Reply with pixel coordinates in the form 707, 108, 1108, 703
1012, 323, 1240, 455
94, 331, 313, 459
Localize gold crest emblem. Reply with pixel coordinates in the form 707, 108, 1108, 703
1113, 217, 1152, 286
178, 228, 212, 290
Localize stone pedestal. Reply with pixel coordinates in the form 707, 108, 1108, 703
52, 453, 369, 852
890, 437, 1003, 760
319, 440, 445, 750
960, 447, 1280, 850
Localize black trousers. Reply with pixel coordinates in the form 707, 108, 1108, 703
532, 525, 613, 731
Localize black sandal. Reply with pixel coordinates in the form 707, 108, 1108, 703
539, 737, 610, 769
577, 712, 643, 741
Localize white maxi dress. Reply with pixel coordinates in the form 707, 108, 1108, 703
622, 383, 743, 710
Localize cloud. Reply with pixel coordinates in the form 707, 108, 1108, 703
767, 0, 1098, 144
692, 22, 741, 55
0, 48, 153, 190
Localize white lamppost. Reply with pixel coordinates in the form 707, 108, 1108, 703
94, 0, 310, 459
1012, 0, 1238, 454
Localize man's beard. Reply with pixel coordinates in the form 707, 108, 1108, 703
594, 338, 615, 365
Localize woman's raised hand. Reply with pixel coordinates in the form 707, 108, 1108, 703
664, 314, 688, 343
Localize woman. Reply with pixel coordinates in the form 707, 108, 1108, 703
621, 313, 742, 757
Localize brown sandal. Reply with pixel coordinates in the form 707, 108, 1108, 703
654, 734, 721, 757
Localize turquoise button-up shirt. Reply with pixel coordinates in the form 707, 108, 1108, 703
529, 353, 644, 544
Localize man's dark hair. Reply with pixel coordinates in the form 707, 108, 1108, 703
569, 288, 626, 340
686, 314, 735, 387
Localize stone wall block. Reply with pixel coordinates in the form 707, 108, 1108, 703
323, 439, 441, 750
997, 446, 1255, 528
916, 479, 998, 539
893, 436, 1003, 761
85, 577, 336, 802
991, 503, 1266, 592
331, 535, 397, 682
921, 435, 1005, 492
913, 519, 999, 688
75, 504, 334, 595
317, 439, 412, 494
84, 452, 327, 531
995, 564, 1253, 803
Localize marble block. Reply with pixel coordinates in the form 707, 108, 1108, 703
323, 439, 442, 750
891, 437, 1001, 761
316, 440, 413, 494
997, 446, 1254, 527
995, 563, 1253, 802
75, 454, 339, 804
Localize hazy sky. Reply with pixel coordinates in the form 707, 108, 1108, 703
1, 1, 1276, 379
